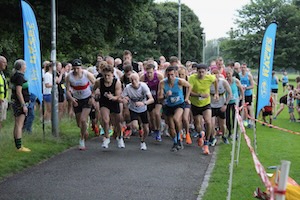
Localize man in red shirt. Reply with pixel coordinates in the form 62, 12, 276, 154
262, 97, 273, 126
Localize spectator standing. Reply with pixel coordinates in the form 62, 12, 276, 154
10, 59, 31, 152
281, 71, 289, 93
0, 56, 8, 129
271, 71, 279, 114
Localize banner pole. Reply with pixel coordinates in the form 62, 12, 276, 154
227, 99, 239, 200
51, 0, 59, 137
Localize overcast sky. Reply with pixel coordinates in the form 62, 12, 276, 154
155, 0, 250, 40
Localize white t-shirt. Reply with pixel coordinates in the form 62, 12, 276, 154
122, 82, 151, 113
43, 72, 52, 95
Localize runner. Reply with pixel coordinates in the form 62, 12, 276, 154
209, 66, 232, 145
178, 66, 192, 145
120, 64, 138, 138
117, 50, 140, 72
65, 59, 96, 150
158, 66, 191, 152
140, 63, 164, 141
225, 68, 243, 138
93, 64, 124, 148
121, 73, 154, 150
188, 63, 219, 155
239, 63, 254, 128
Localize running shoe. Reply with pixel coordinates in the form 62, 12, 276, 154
117, 137, 125, 148
102, 137, 110, 149
202, 145, 210, 155
197, 131, 205, 147
177, 140, 184, 150
124, 128, 131, 139
170, 144, 178, 152
140, 142, 147, 150
191, 130, 198, 138
222, 136, 230, 144
17, 146, 31, 152
94, 125, 100, 136
100, 127, 105, 135
154, 130, 162, 142
185, 132, 192, 145
79, 139, 86, 150
210, 137, 217, 147
156, 134, 162, 142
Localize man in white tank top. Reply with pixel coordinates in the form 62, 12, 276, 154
65, 59, 96, 150
209, 66, 232, 145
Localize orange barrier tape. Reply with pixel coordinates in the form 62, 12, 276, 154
235, 106, 275, 200
240, 104, 300, 136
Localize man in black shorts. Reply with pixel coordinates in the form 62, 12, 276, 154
93, 64, 124, 149
121, 73, 154, 150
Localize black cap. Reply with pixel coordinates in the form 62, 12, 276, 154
72, 59, 82, 67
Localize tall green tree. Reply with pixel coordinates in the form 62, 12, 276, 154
151, 2, 203, 63
0, 0, 152, 66
221, 0, 300, 70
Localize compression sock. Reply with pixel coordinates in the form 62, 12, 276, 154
15, 138, 22, 149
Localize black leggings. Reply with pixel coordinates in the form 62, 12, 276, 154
226, 103, 236, 135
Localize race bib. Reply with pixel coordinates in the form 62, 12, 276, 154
170, 96, 180, 103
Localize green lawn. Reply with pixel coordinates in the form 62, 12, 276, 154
202, 79, 300, 199
0, 111, 80, 180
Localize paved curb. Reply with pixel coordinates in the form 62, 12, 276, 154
197, 146, 218, 200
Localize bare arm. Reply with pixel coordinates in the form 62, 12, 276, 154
223, 80, 232, 105
145, 93, 154, 105
236, 79, 244, 100
178, 78, 191, 102
116, 69, 123, 79
65, 74, 76, 105
87, 70, 96, 85
213, 79, 219, 100
140, 74, 145, 82
106, 80, 122, 102
157, 80, 165, 103
56, 68, 65, 84
247, 74, 254, 90
16, 85, 28, 115
157, 72, 164, 81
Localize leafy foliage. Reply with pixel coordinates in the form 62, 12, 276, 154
0, 0, 204, 68
221, 0, 300, 70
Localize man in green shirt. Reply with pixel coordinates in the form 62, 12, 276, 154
189, 64, 219, 155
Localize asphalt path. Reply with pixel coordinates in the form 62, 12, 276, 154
0, 135, 215, 200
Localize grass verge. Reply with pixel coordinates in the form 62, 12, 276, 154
202, 80, 300, 199
0, 113, 80, 181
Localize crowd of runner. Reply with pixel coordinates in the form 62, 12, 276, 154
3, 50, 300, 153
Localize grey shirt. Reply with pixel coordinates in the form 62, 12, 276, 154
210, 78, 227, 108
122, 82, 151, 113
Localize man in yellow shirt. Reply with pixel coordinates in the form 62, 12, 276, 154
189, 63, 219, 154
0, 56, 8, 129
